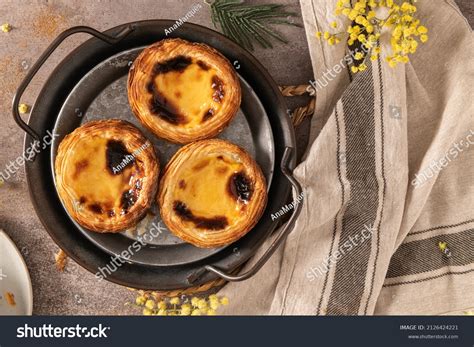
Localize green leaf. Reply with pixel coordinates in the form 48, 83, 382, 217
208, 0, 300, 51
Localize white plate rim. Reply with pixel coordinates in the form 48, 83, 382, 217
0, 230, 33, 315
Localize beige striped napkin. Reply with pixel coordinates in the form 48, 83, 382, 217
219, 0, 474, 315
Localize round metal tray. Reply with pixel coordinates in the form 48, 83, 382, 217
14, 21, 300, 290
50, 46, 275, 267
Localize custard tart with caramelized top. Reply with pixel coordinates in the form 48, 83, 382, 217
128, 38, 241, 144
54, 120, 159, 233
158, 139, 267, 248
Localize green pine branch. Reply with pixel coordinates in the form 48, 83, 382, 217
208, 0, 302, 51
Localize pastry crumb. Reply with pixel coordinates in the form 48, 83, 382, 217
5, 292, 16, 306
55, 249, 68, 271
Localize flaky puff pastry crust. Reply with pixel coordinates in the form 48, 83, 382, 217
158, 139, 267, 248
128, 38, 241, 144
54, 120, 159, 233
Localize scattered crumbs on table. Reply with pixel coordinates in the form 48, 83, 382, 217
32, 7, 67, 39
55, 249, 68, 272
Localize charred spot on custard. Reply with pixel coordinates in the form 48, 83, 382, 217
197, 60, 210, 71
106, 140, 134, 175
202, 108, 215, 122
120, 189, 138, 215
88, 203, 103, 214
179, 179, 186, 189
120, 178, 143, 215
215, 155, 232, 165
228, 171, 253, 202
147, 81, 186, 125
73, 159, 89, 179
153, 55, 192, 74
173, 201, 228, 230
211, 76, 225, 103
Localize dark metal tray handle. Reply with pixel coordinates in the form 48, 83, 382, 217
12, 25, 134, 142
14, 24, 303, 285
201, 146, 303, 282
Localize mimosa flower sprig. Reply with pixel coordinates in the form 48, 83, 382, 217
131, 293, 229, 316
316, 0, 429, 72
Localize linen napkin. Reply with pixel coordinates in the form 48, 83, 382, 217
219, 0, 473, 315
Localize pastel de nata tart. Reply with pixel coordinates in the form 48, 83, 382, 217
128, 38, 241, 144
158, 139, 267, 248
54, 119, 159, 233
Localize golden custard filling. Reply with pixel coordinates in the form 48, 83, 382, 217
171, 154, 253, 230
147, 56, 225, 128
61, 136, 143, 217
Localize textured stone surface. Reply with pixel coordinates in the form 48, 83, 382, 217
0, 0, 471, 315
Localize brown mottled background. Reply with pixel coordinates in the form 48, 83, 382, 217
0, 0, 472, 315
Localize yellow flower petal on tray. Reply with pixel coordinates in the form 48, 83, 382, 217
18, 103, 29, 114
